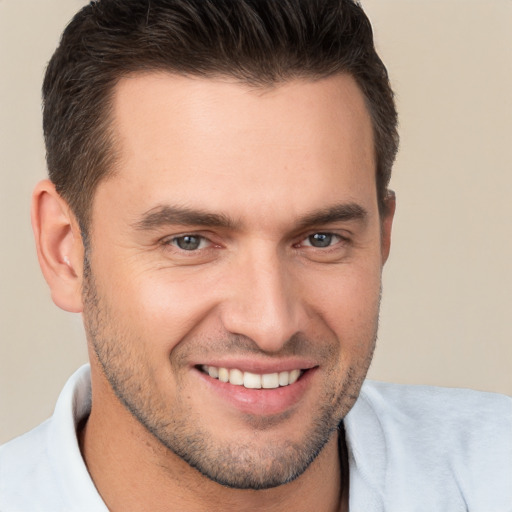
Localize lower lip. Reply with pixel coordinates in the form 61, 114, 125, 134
195, 368, 317, 416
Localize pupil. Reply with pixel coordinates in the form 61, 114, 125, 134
177, 235, 200, 250
310, 233, 331, 248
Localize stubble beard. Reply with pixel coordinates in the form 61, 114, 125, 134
82, 262, 378, 490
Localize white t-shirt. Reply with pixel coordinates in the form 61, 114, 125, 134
1, 365, 511, 511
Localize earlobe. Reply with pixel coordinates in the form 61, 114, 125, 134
381, 189, 396, 264
31, 179, 84, 313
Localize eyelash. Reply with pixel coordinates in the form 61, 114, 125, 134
162, 231, 350, 253
163, 233, 218, 253
295, 232, 348, 250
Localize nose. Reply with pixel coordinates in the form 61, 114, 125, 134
219, 246, 303, 353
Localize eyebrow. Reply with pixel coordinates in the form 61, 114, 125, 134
133, 205, 240, 231
133, 202, 368, 232
295, 202, 368, 230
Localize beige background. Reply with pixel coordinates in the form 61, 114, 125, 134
1, 0, 511, 445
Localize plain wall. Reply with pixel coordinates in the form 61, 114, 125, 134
1, 0, 511, 445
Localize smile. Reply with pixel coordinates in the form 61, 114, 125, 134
200, 365, 304, 389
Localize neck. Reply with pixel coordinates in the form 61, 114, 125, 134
79, 378, 349, 512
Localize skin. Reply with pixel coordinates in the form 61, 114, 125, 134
32, 72, 394, 511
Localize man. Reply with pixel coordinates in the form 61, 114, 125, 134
0, 0, 510, 510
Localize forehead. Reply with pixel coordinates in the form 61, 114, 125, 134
96, 72, 376, 227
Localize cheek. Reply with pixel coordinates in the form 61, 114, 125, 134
104, 267, 221, 352
300, 262, 381, 343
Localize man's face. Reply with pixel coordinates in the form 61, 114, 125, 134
83, 73, 392, 489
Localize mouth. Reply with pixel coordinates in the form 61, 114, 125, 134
199, 365, 304, 389
195, 363, 317, 416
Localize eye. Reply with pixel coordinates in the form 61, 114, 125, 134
170, 235, 209, 251
302, 233, 341, 248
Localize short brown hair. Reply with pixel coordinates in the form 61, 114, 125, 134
43, 0, 398, 233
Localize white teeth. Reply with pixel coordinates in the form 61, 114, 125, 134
289, 369, 300, 384
278, 371, 290, 386
229, 368, 244, 386
218, 367, 229, 383
261, 373, 279, 389
201, 365, 303, 389
243, 372, 262, 389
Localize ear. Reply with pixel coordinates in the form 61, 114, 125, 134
31, 180, 85, 313
380, 189, 396, 265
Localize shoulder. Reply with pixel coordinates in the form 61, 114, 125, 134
359, 379, 512, 425
0, 419, 67, 511
356, 380, 512, 461
0, 365, 106, 511
345, 381, 512, 511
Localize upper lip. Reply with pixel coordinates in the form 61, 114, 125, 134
193, 358, 318, 374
